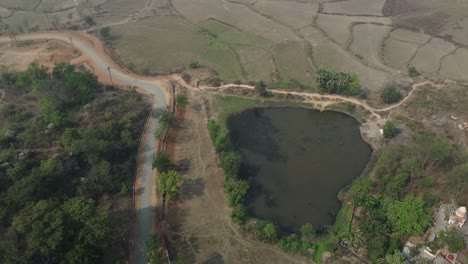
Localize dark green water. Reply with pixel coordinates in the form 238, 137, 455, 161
227, 107, 372, 232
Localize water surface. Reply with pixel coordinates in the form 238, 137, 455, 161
227, 107, 372, 232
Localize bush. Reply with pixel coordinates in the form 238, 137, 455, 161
226, 179, 249, 206
346, 104, 356, 113
220, 151, 241, 176
99, 27, 111, 40
210, 77, 222, 87
257, 221, 278, 243
230, 204, 247, 224
189, 61, 200, 69
423, 191, 438, 208
207, 120, 220, 141
153, 152, 171, 172
383, 120, 400, 139
408, 67, 420, 77
381, 85, 402, 104
422, 177, 435, 188
176, 95, 188, 107
254, 81, 268, 96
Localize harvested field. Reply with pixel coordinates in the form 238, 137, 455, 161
388, 28, 431, 44
100, 0, 148, 15
382, 38, 418, 68
0, 0, 41, 11
322, 0, 386, 16
439, 48, 468, 82
272, 41, 314, 85
301, 26, 390, 90
3, 12, 49, 32
385, 0, 468, 34
440, 17, 468, 46
316, 14, 391, 46
171, 0, 298, 43
251, 0, 318, 29
236, 46, 274, 82
349, 23, 393, 71
198, 19, 271, 48
110, 15, 243, 80
410, 38, 456, 74
38, 0, 105, 12
165, 91, 312, 263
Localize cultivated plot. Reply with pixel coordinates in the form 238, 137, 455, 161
439, 48, 468, 82
171, 0, 298, 43
410, 38, 456, 74
301, 26, 390, 91
236, 46, 274, 82
110, 16, 243, 80
388, 28, 431, 44
349, 23, 393, 71
272, 41, 314, 86
383, 38, 419, 68
251, 0, 318, 29
316, 14, 391, 46
322, 0, 386, 16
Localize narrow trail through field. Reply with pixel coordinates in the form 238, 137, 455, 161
0, 31, 167, 264
172, 76, 445, 120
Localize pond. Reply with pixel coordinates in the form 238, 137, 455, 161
227, 107, 372, 232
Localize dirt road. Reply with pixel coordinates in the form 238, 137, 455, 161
0, 32, 167, 264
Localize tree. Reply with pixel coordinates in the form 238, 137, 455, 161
146, 235, 164, 264
377, 251, 409, 264
316, 68, 361, 95
386, 195, 432, 236
153, 152, 171, 173
381, 85, 401, 104
99, 27, 111, 40
220, 152, 241, 177
230, 204, 247, 224
259, 222, 277, 242
448, 162, 468, 201
226, 179, 249, 206
383, 120, 400, 138
439, 228, 466, 253
158, 170, 181, 199
255, 81, 268, 96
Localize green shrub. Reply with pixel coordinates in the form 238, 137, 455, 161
438, 228, 466, 253
408, 67, 420, 77
230, 204, 247, 224
189, 61, 200, 69
220, 151, 241, 176
346, 104, 356, 113
383, 120, 400, 138
256, 220, 278, 243
153, 152, 171, 172
422, 177, 436, 188
316, 68, 360, 95
254, 81, 268, 96
381, 85, 402, 104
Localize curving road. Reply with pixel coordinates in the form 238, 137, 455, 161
0, 32, 166, 264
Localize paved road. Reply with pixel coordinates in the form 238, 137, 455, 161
0, 32, 166, 264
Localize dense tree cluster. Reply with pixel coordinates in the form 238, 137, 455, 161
348, 131, 463, 262
316, 68, 360, 95
0, 62, 149, 263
